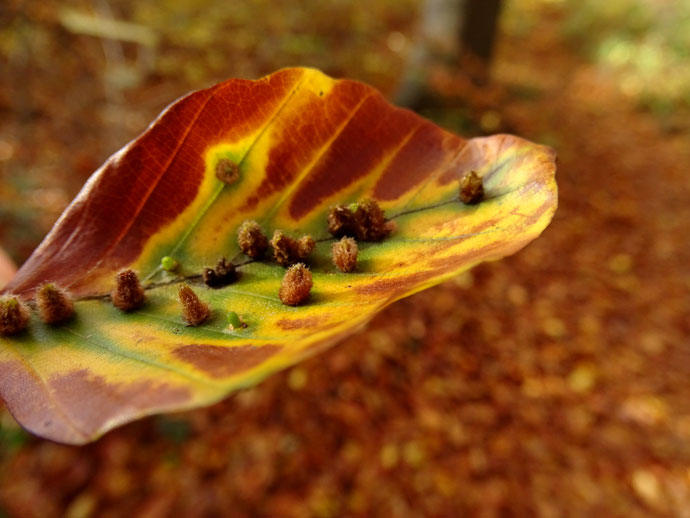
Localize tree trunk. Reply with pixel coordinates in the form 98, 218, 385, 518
395, 0, 503, 107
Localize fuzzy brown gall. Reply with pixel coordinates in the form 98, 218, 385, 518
178, 285, 210, 326
459, 170, 484, 204
238, 220, 268, 259
36, 283, 74, 324
297, 235, 315, 258
353, 199, 393, 241
279, 263, 313, 306
111, 269, 146, 311
203, 257, 237, 288
0, 295, 30, 336
271, 230, 315, 267
327, 200, 393, 242
327, 205, 358, 238
215, 158, 240, 185
332, 237, 358, 273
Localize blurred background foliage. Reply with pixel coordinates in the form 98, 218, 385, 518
506, 0, 690, 125
1, 1, 690, 517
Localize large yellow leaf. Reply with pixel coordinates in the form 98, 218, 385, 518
0, 68, 557, 444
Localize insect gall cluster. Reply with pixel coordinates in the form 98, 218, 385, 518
1, 199, 404, 336
0, 283, 75, 336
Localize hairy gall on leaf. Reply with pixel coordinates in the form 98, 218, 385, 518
215, 158, 240, 185
179, 285, 210, 326
111, 269, 145, 311
327, 199, 392, 241
271, 230, 315, 267
353, 199, 393, 241
459, 170, 484, 204
0, 296, 29, 336
327, 205, 359, 238
279, 263, 313, 306
332, 237, 358, 273
203, 258, 237, 288
36, 284, 74, 325
237, 220, 268, 259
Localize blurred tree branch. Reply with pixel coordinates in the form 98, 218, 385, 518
396, 0, 503, 108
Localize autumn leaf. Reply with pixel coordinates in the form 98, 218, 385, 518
0, 67, 557, 444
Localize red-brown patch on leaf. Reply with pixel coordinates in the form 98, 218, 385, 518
354, 270, 439, 297
242, 80, 369, 211
48, 369, 191, 440
276, 315, 325, 330
373, 123, 459, 201
173, 344, 282, 378
0, 360, 85, 444
288, 94, 422, 221
427, 240, 526, 272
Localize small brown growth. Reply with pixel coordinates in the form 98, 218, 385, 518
327, 199, 393, 242
353, 199, 393, 241
238, 220, 268, 258
36, 284, 74, 324
279, 263, 313, 306
203, 257, 237, 288
459, 170, 484, 204
178, 285, 210, 326
111, 269, 146, 311
215, 158, 240, 185
271, 230, 315, 267
0, 295, 30, 336
332, 236, 358, 273
297, 235, 315, 258
327, 205, 358, 238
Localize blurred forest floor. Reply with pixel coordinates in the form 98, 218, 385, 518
1, 1, 690, 517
